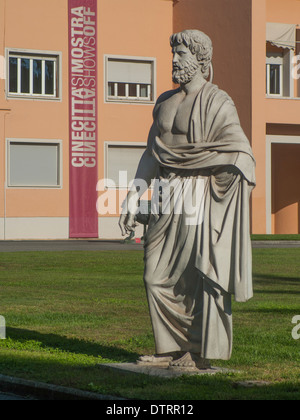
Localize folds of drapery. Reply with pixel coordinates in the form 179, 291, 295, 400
151, 82, 256, 303
143, 167, 234, 358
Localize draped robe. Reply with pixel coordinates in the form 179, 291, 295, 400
143, 82, 256, 360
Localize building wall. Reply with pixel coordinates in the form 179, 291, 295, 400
264, 0, 300, 233
0, 0, 173, 239
0, 0, 69, 238
97, 0, 173, 239
1, 0, 299, 238
99, 0, 173, 147
173, 0, 255, 231
251, 0, 267, 234
174, 0, 300, 235
173, 0, 252, 141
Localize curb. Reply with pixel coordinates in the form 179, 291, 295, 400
0, 374, 124, 401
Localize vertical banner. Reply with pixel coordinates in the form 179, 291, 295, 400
68, 0, 98, 237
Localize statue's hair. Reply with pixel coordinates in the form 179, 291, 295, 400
170, 30, 213, 79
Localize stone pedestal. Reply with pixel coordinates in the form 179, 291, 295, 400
98, 363, 231, 379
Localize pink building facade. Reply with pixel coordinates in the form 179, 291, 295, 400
0, 0, 299, 239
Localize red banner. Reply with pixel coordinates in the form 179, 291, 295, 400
68, 0, 98, 238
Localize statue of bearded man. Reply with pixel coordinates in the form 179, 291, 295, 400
119, 30, 256, 371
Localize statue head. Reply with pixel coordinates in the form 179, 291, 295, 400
170, 29, 213, 84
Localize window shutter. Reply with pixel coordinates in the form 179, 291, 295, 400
9, 142, 59, 187
107, 145, 145, 187
108, 60, 152, 84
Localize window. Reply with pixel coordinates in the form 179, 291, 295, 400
266, 46, 295, 98
7, 50, 60, 99
7, 140, 62, 188
105, 56, 155, 103
105, 143, 146, 188
266, 53, 283, 96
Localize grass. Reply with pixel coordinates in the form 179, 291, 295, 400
0, 249, 299, 400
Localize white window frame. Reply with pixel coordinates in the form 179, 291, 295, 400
266, 49, 295, 98
104, 142, 147, 189
5, 48, 62, 101
6, 139, 63, 189
104, 55, 156, 104
266, 53, 283, 97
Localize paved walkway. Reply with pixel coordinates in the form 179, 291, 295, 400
252, 240, 300, 248
0, 391, 34, 400
0, 239, 299, 253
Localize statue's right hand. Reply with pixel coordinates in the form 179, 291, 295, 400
119, 191, 139, 236
119, 212, 137, 236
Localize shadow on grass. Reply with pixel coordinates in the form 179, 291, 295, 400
2, 329, 300, 399
253, 289, 300, 295
5, 327, 140, 363
253, 274, 300, 283
253, 274, 300, 296
237, 307, 299, 315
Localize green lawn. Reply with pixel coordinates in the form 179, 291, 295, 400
0, 249, 299, 400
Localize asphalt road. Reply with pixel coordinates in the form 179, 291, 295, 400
0, 240, 299, 253
251, 240, 300, 248
0, 240, 143, 252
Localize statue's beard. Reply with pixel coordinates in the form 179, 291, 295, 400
172, 59, 200, 84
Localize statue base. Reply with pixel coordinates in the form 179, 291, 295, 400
98, 362, 232, 379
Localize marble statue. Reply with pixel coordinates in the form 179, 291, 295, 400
119, 30, 256, 371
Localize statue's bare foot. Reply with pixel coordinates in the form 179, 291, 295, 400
137, 352, 181, 367
169, 352, 211, 371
